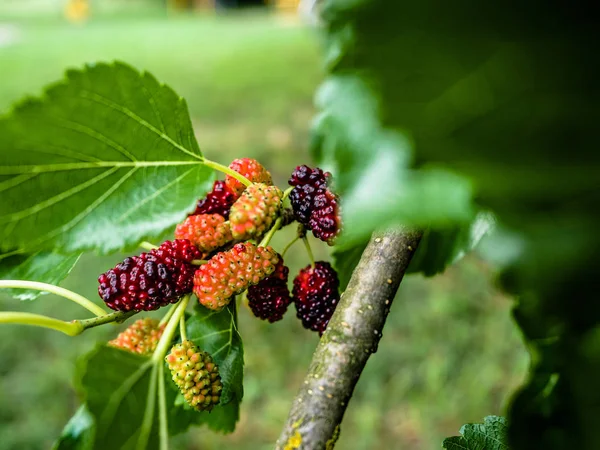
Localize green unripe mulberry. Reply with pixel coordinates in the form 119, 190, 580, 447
165, 340, 222, 411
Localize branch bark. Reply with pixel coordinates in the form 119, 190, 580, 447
276, 227, 423, 450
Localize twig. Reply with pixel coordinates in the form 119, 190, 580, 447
276, 227, 422, 449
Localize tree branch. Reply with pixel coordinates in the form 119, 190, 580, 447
276, 227, 423, 450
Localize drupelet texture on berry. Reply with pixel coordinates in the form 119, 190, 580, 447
247, 256, 291, 323
166, 340, 222, 412
288, 165, 341, 245
226, 158, 273, 197
108, 318, 165, 355
193, 242, 280, 311
229, 183, 282, 240
98, 239, 202, 312
293, 261, 340, 335
175, 214, 233, 255
191, 180, 236, 219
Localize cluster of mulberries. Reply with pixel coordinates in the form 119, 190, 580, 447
288, 165, 341, 245
98, 239, 202, 312
93, 156, 348, 415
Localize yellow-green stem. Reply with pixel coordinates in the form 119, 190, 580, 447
179, 315, 187, 341
0, 280, 107, 317
191, 259, 208, 266
152, 295, 190, 363
140, 241, 159, 251
202, 159, 252, 187
281, 235, 300, 258
259, 216, 283, 247
303, 237, 316, 268
0, 312, 82, 335
159, 302, 178, 327
158, 363, 169, 450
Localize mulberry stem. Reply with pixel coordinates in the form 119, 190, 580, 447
191, 259, 208, 266
158, 363, 169, 450
0, 312, 83, 336
152, 295, 190, 363
78, 310, 137, 331
0, 280, 107, 317
259, 216, 283, 247
201, 158, 252, 187
281, 235, 300, 258
179, 315, 188, 341
140, 241, 158, 251
302, 237, 316, 268
137, 363, 158, 450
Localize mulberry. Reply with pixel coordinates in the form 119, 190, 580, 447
98, 239, 202, 312
175, 214, 233, 255
292, 261, 340, 335
247, 257, 291, 323
165, 340, 222, 412
226, 158, 273, 197
193, 242, 279, 311
229, 183, 282, 240
191, 180, 236, 219
288, 165, 341, 245
108, 318, 165, 355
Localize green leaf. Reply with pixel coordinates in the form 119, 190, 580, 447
0, 251, 81, 300
312, 75, 474, 250
184, 302, 244, 433
443, 416, 509, 450
0, 61, 213, 256
77, 345, 160, 450
408, 212, 495, 277
53, 405, 95, 450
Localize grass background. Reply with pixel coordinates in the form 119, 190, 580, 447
0, 3, 528, 449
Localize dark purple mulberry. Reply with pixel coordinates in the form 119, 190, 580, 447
288, 165, 341, 245
98, 239, 202, 312
292, 261, 340, 335
247, 257, 291, 323
192, 180, 236, 219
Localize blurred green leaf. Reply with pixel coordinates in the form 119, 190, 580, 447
77, 346, 160, 449
443, 416, 509, 450
53, 405, 95, 450
312, 75, 474, 250
0, 61, 213, 256
0, 251, 81, 300
408, 212, 495, 277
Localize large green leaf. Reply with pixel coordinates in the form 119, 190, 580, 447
53, 405, 95, 450
443, 416, 509, 450
0, 61, 213, 256
0, 251, 81, 300
77, 346, 160, 450
321, 0, 600, 447
312, 75, 474, 250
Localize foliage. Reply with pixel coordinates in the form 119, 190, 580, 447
0, 61, 213, 256
0, 252, 81, 300
318, 0, 600, 448
443, 416, 509, 450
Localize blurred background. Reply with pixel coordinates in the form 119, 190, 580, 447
0, 1, 528, 449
